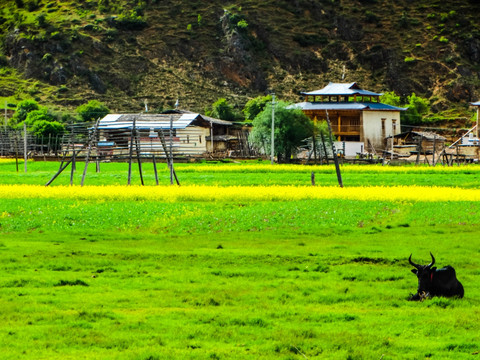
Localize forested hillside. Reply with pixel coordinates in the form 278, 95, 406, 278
1, 0, 480, 121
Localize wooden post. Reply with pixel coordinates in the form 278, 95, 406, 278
23, 122, 27, 173
14, 133, 19, 173
320, 131, 329, 165
311, 171, 315, 186
153, 154, 159, 185
127, 117, 135, 185
95, 127, 100, 173
70, 143, 76, 186
81, 118, 100, 187
45, 145, 88, 186
432, 135, 436, 167
325, 110, 343, 188
415, 137, 421, 165
134, 120, 144, 186
456, 144, 459, 166
158, 128, 180, 186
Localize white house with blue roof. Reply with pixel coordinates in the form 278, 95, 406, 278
293, 82, 406, 154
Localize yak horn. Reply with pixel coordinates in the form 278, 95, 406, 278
408, 254, 420, 269
428, 252, 435, 268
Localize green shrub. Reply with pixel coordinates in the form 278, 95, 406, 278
237, 19, 248, 30
36, 13, 47, 28
365, 10, 380, 23
112, 10, 147, 30
76, 100, 110, 122
25, 0, 40, 12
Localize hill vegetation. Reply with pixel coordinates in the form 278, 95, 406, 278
1, 0, 480, 125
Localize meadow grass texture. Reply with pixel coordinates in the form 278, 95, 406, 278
2, 160, 480, 187
0, 160, 480, 359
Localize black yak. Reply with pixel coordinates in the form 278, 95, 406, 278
408, 252, 464, 301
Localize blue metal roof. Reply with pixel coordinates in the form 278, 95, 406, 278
472, 101, 480, 106
301, 82, 382, 97
290, 102, 406, 111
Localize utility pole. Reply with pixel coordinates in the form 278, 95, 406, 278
270, 93, 275, 164
169, 115, 174, 185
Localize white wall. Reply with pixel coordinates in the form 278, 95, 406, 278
362, 110, 401, 151
334, 141, 364, 156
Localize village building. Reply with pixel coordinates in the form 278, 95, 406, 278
96, 111, 235, 158
293, 82, 406, 156
391, 130, 446, 157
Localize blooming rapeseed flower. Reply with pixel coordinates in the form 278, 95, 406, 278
1, 185, 479, 202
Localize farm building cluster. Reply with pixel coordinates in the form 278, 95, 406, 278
1, 82, 480, 163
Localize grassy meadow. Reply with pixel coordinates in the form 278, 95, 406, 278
0, 159, 480, 359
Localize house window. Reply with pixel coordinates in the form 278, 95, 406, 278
381, 118, 386, 139
392, 119, 397, 135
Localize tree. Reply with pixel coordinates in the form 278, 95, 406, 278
382, 91, 429, 125
381, 91, 402, 107
207, 98, 238, 121
249, 101, 313, 163
76, 100, 110, 122
9, 99, 39, 128
243, 95, 272, 122
24, 107, 65, 138
30, 120, 64, 138
404, 93, 429, 125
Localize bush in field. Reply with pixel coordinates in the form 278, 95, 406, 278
249, 101, 313, 163
76, 100, 110, 122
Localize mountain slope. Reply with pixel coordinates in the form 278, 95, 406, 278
1, 0, 480, 120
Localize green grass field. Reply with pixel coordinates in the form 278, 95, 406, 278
0, 160, 479, 359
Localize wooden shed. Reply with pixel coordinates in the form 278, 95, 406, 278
392, 130, 446, 155
96, 112, 232, 158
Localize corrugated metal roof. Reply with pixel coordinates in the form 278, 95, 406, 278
472, 101, 480, 106
393, 131, 446, 141
290, 102, 406, 111
96, 113, 232, 130
301, 82, 382, 97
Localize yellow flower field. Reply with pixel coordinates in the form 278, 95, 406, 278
178, 163, 480, 174
1, 184, 479, 202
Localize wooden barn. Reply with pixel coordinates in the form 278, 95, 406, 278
391, 130, 446, 156
293, 82, 406, 155
96, 112, 233, 158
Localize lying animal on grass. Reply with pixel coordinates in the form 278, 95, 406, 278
408, 252, 464, 301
